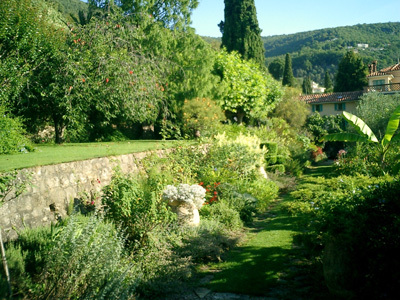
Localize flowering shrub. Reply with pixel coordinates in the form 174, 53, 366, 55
162, 184, 206, 209
200, 181, 221, 204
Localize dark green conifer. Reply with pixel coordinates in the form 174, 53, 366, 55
282, 53, 295, 87
220, 0, 265, 67
302, 76, 312, 94
324, 71, 333, 93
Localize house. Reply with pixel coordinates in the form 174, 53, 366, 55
311, 81, 326, 94
299, 91, 363, 116
365, 61, 400, 92
300, 61, 400, 116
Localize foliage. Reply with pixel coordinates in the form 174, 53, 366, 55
101, 167, 174, 247
220, 0, 265, 67
324, 70, 333, 93
0, 0, 70, 143
262, 22, 400, 85
181, 97, 225, 138
334, 51, 368, 92
282, 53, 296, 87
38, 215, 136, 300
0, 106, 33, 154
302, 76, 312, 94
285, 175, 400, 299
268, 57, 284, 81
214, 49, 282, 123
322, 106, 400, 173
105, 0, 199, 30
356, 92, 400, 140
272, 87, 310, 129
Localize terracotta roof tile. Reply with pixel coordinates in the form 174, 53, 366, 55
299, 91, 363, 104
367, 71, 388, 77
380, 63, 400, 72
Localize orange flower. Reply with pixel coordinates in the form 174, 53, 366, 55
129, 70, 133, 74
82, 78, 85, 83
106, 78, 109, 83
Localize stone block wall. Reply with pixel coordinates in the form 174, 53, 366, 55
0, 150, 165, 241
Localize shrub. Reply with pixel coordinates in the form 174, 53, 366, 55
101, 167, 175, 247
266, 164, 285, 173
181, 97, 225, 138
0, 106, 33, 154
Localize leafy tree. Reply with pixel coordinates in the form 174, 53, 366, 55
214, 49, 281, 124
334, 51, 368, 92
220, 0, 265, 67
324, 70, 333, 93
90, 0, 199, 29
268, 57, 284, 81
282, 53, 295, 87
272, 87, 309, 129
302, 76, 312, 94
65, 10, 168, 141
0, 0, 71, 143
356, 93, 400, 140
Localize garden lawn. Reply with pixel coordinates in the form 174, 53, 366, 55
201, 163, 335, 298
204, 198, 303, 296
0, 140, 183, 172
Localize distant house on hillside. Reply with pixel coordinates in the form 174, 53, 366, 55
311, 81, 326, 94
300, 61, 400, 116
299, 91, 363, 116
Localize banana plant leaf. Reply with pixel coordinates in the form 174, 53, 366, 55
382, 104, 400, 148
320, 132, 372, 143
343, 111, 379, 143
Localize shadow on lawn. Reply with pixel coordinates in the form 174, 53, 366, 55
207, 213, 304, 296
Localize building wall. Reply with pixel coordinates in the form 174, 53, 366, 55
309, 101, 358, 116
0, 150, 168, 241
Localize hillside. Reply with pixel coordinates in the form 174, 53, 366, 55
261, 22, 400, 84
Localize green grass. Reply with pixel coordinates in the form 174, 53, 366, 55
0, 140, 183, 172
203, 199, 303, 296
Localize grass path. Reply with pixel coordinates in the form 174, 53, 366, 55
197, 165, 335, 299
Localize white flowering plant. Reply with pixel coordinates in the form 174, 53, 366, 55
162, 184, 206, 209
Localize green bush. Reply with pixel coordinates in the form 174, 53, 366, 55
101, 167, 175, 247
181, 97, 225, 138
266, 164, 285, 173
283, 175, 400, 298
0, 106, 33, 154
38, 215, 136, 300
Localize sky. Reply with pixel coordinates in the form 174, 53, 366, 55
191, 0, 400, 37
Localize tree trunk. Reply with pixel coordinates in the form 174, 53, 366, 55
236, 111, 245, 124
53, 117, 64, 144
0, 228, 12, 299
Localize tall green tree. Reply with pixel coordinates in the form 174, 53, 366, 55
214, 49, 281, 124
220, 0, 265, 67
89, 0, 199, 29
268, 57, 284, 81
282, 53, 295, 87
334, 51, 368, 92
302, 76, 312, 94
324, 70, 333, 93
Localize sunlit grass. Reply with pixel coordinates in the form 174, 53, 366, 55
204, 199, 302, 295
0, 140, 184, 171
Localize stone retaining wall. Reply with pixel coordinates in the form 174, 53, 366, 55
0, 150, 166, 241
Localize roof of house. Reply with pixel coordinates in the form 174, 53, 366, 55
299, 90, 363, 104
368, 63, 400, 77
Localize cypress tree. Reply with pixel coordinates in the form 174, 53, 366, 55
282, 53, 295, 87
302, 76, 312, 94
220, 0, 265, 67
324, 71, 333, 93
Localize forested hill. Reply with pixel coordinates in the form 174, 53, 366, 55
261, 22, 400, 84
